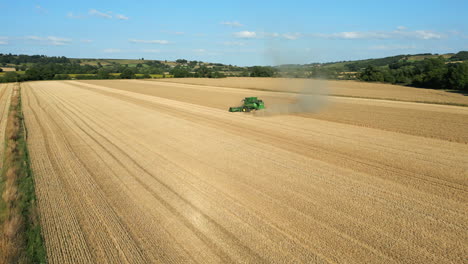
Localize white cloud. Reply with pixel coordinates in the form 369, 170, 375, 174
311, 28, 444, 40
129, 39, 170, 44
314, 31, 390, 39
233, 31, 257, 39
223, 41, 246, 46
115, 14, 129, 20
69, 10, 128, 20
370, 44, 417, 50
282, 33, 302, 40
89, 9, 112, 19
81, 39, 93, 43
221, 21, 244, 27
194, 49, 206, 53
103, 48, 122, 53
25, 36, 71, 46
413, 30, 442, 40
237, 32, 301, 40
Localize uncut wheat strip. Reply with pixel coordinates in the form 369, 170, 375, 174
150, 78, 468, 105
22, 83, 95, 264
44, 81, 300, 262
27, 83, 149, 264
63, 82, 468, 262
124, 79, 468, 114
36, 81, 219, 262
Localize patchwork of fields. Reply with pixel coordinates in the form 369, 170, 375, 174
20, 79, 468, 263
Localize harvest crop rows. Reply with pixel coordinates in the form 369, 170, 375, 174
0, 83, 12, 167
20, 79, 468, 263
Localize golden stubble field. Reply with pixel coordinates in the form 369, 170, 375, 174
0, 83, 12, 167
21, 79, 467, 263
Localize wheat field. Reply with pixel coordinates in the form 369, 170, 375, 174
0, 83, 12, 168
21, 79, 468, 263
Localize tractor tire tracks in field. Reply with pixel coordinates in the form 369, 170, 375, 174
0, 83, 12, 167
22, 81, 468, 263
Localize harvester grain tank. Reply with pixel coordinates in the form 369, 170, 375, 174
229, 97, 265, 112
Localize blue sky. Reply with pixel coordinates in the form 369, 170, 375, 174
0, 0, 467, 66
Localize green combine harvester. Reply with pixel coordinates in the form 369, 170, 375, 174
229, 97, 265, 112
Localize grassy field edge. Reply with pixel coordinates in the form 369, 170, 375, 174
0, 83, 47, 263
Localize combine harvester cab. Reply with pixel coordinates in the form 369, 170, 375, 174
229, 97, 265, 112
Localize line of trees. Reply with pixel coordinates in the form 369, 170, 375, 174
0, 53, 69, 65
169, 65, 226, 78
358, 58, 468, 91
2, 53, 468, 91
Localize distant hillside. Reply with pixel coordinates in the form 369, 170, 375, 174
1, 52, 467, 91
302, 51, 466, 71
274, 51, 468, 92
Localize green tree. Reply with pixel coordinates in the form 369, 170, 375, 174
412, 58, 447, 89
359, 66, 384, 82
250, 66, 276, 77
170, 66, 191, 78
196, 65, 211, 77
97, 69, 111, 79
446, 62, 468, 91
120, 68, 135, 79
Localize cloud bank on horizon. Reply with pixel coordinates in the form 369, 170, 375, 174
0, 0, 466, 66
